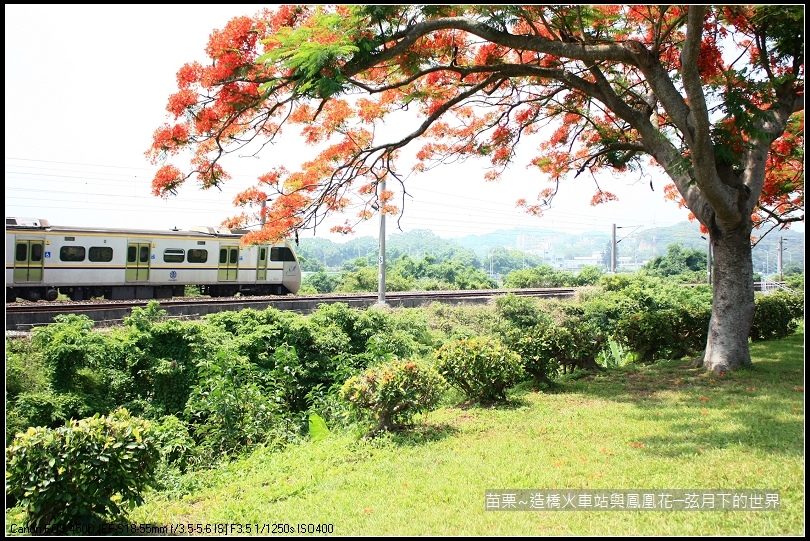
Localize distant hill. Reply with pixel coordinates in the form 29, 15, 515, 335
297, 221, 804, 275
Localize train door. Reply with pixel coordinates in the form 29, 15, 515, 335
256, 245, 268, 281
13, 239, 45, 283
126, 242, 151, 281
218, 245, 239, 281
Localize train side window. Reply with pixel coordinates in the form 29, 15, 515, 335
30, 244, 43, 262
259, 247, 266, 260
89, 246, 113, 262
229, 248, 238, 264
60, 246, 86, 262
128, 246, 137, 263
163, 249, 185, 263
139, 246, 149, 263
15, 243, 27, 262
219, 248, 227, 264
187, 249, 208, 263
270, 247, 296, 262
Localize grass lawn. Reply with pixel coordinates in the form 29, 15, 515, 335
117, 328, 805, 536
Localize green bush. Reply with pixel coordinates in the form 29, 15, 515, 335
615, 311, 677, 362
5, 408, 158, 532
309, 302, 362, 348
500, 323, 570, 387
31, 314, 103, 393
750, 290, 804, 341
5, 337, 49, 399
434, 336, 525, 403
614, 304, 711, 362
495, 293, 548, 328
184, 351, 283, 457
151, 415, 200, 474
783, 273, 804, 292
203, 306, 288, 336
122, 300, 167, 331
425, 302, 502, 340
340, 358, 446, 433
502, 264, 568, 288
557, 315, 608, 369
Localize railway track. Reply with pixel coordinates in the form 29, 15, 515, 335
5, 288, 576, 332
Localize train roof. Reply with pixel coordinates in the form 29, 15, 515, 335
5, 217, 291, 243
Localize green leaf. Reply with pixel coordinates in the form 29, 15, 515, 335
308, 413, 331, 441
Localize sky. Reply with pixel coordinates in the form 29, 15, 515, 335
6, 4, 720, 244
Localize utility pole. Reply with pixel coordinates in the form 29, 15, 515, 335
377, 178, 387, 306
778, 236, 783, 282
706, 234, 712, 285
611, 223, 617, 274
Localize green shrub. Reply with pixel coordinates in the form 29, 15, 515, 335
8, 391, 91, 438
434, 336, 525, 403
309, 302, 362, 348
122, 300, 167, 331
151, 415, 199, 473
31, 314, 103, 393
783, 273, 804, 292
363, 329, 427, 361
502, 264, 568, 288
614, 305, 710, 362
615, 311, 676, 362
7, 391, 78, 445
340, 358, 446, 433
5, 337, 49, 399
501, 323, 570, 387
184, 351, 282, 457
495, 293, 548, 328
425, 302, 501, 340
557, 316, 608, 370
5, 408, 158, 532
203, 306, 288, 336
750, 290, 804, 341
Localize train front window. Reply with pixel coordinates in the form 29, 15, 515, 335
270, 247, 296, 262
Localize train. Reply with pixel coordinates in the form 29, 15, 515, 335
5, 217, 301, 302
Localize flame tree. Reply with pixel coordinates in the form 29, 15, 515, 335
147, 5, 804, 373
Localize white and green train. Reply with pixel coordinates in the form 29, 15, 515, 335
5, 217, 301, 302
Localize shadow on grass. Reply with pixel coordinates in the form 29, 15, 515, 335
451, 394, 533, 411
365, 422, 460, 447
539, 332, 805, 458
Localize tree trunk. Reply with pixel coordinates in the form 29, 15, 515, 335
700, 225, 755, 374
